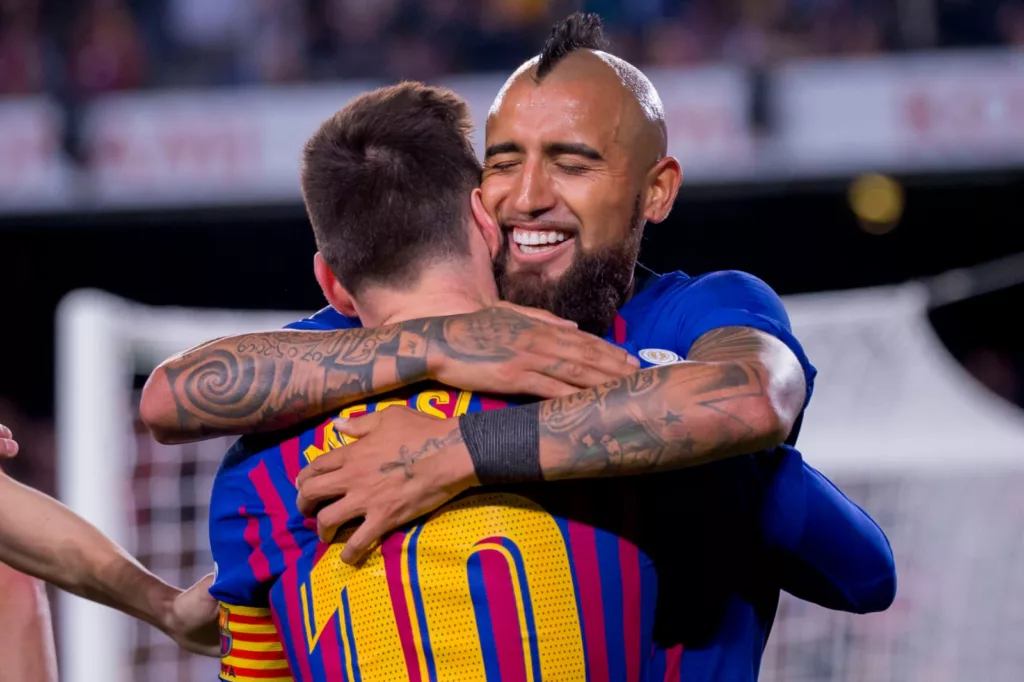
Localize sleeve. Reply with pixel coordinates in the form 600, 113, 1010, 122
759, 446, 897, 614
209, 442, 294, 681
672, 270, 816, 407
285, 306, 361, 331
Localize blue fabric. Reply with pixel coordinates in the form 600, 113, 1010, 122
281, 269, 894, 681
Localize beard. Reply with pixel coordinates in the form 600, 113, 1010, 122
494, 196, 643, 336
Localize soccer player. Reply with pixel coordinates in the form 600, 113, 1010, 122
0, 422, 220, 682
209, 83, 690, 682
144, 14, 895, 682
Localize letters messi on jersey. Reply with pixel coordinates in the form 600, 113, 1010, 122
210, 386, 660, 682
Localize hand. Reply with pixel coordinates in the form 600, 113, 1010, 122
160, 574, 220, 657
427, 304, 639, 399
296, 408, 475, 564
0, 424, 18, 458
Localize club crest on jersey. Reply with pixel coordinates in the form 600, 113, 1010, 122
218, 605, 233, 655
639, 348, 682, 365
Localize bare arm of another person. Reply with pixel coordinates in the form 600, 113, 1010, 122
0, 432, 219, 656
296, 326, 806, 560
141, 304, 638, 444
0, 561, 58, 682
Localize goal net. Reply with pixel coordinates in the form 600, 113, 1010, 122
56, 284, 1024, 682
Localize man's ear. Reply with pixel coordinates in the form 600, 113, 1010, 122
644, 156, 683, 224
313, 253, 358, 318
471, 188, 502, 259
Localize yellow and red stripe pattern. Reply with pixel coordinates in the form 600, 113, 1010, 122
219, 603, 294, 682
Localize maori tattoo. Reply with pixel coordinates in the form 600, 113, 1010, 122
535, 327, 804, 479
148, 307, 570, 441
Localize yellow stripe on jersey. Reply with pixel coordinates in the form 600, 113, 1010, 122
219, 603, 294, 682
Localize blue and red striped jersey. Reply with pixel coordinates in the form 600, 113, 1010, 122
210, 387, 666, 682
278, 268, 895, 682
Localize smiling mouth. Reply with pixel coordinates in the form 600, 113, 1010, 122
510, 227, 576, 255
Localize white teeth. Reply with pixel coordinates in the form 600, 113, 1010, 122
512, 228, 570, 247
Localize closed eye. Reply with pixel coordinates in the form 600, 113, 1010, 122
487, 161, 519, 172
556, 163, 590, 175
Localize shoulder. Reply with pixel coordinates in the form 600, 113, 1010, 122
662, 270, 788, 315
285, 306, 361, 331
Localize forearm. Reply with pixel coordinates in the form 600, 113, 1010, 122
141, 322, 433, 444
767, 455, 896, 613
535, 359, 787, 479
0, 475, 179, 630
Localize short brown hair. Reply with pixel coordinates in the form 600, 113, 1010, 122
301, 82, 482, 294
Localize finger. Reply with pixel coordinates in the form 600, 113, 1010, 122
0, 439, 18, 458
0, 425, 11, 439
191, 573, 215, 592
537, 360, 624, 390
340, 517, 386, 565
522, 373, 582, 399
494, 301, 577, 328
315, 497, 363, 543
296, 447, 346, 486
333, 411, 384, 439
539, 331, 639, 377
297, 470, 349, 517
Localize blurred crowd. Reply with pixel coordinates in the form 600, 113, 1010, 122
1, 0, 1023, 97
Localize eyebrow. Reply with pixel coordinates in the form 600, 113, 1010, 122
484, 141, 605, 162
544, 142, 604, 161
484, 141, 521, 159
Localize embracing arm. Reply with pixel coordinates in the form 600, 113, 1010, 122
141, 324, 428, 444
141, 306, 637, 444
532, 326, 806, 479
762, 451, 896, 613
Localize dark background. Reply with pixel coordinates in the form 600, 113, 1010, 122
3, 168, 1023, 425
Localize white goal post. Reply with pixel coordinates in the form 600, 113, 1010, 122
56, 290, 303, 682
56, 283, 1024, 682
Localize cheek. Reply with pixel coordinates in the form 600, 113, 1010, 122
561, 180, 632, 250
480, 176, 510, 216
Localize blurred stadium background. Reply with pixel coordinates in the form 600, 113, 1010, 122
2, 0, 1024, 680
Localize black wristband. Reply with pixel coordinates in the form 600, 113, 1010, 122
459, 403, 543, 485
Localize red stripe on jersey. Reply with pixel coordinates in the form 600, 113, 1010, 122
619, 538, 642, 682
381, 531, 422, 682
231, 632, 282, 643
229, 614, 275, 625
567, 520, 610, 682
250, 460, 303, 564
662, 644, 683, 682
281, 437, 302, 486
230, 649, 288, 661
241, 506, 272, 583
280, 568, 315, 682
613, 314, 627, 344
224, 664, 291, 679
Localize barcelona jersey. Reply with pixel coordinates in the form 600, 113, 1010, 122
279, 268, 895, 682
210, 388, 664, 682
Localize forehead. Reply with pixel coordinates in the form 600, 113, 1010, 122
487, 78, 626, 153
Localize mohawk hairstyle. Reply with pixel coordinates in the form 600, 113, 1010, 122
535, 12, 610, 80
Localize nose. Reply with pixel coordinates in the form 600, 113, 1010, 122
511, 157, 557, 218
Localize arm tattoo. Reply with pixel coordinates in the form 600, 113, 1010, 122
150, 307, 557, 440
538, 327, 788, 479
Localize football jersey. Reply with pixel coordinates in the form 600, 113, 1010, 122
280, 268, 895, 682
210, 387, 664, 682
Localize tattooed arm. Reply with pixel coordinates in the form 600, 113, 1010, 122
294, 326, 808, 555
536, 326, 807, 479
140, 306, 638, 444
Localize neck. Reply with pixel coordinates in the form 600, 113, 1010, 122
356, 267, 499, 328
